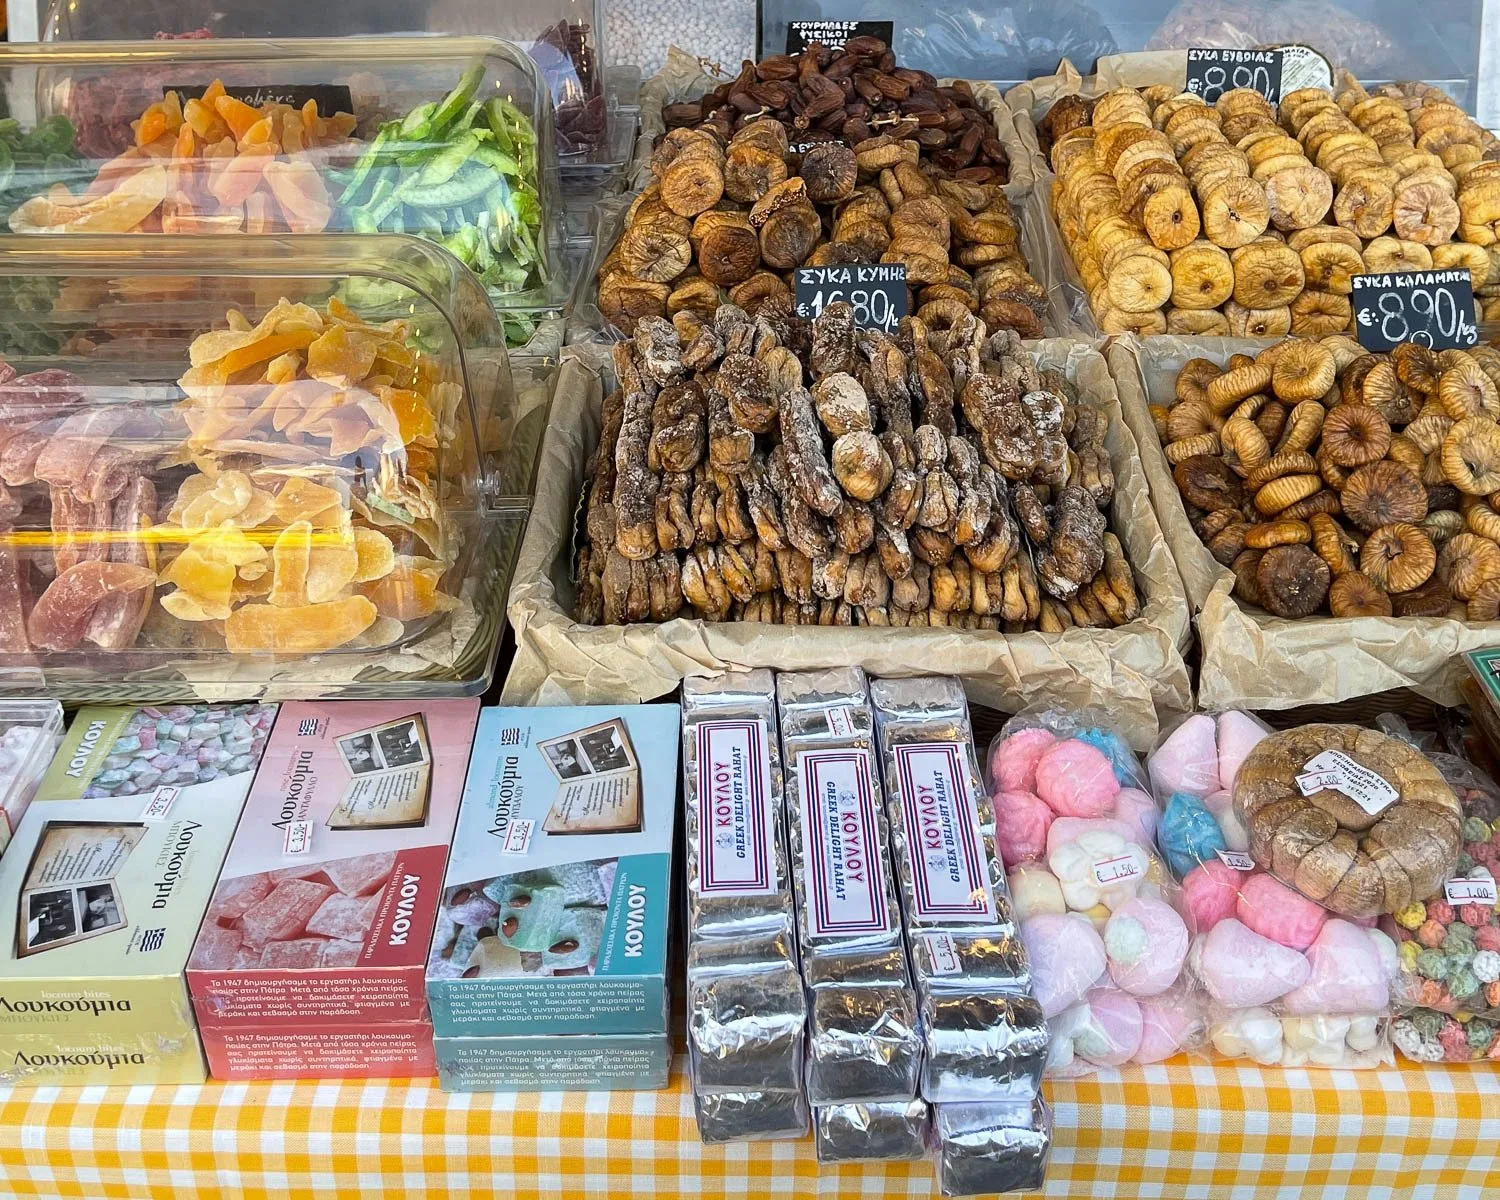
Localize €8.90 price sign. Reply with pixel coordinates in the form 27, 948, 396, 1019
1352, 269, 1479, 352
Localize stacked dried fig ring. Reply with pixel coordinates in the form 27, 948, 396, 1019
1233, 723, 1462, 918
1043, 77, 1500, 337
599, 113, 1042, 337
1157, 335, 1500, 621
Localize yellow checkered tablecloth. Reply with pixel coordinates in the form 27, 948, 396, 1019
0, 1057, 1496, 1199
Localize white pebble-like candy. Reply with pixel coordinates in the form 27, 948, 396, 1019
605, 0, 757, 77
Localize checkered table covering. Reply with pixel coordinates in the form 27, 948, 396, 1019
0, 1057, 1495, 1199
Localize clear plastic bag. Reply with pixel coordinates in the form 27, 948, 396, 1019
987, 707, 1202, 1072
1148, 711, 1398, 1068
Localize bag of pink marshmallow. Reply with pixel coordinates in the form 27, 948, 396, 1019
987, 708, 1203, 1075
1147, 712, 1400, 1069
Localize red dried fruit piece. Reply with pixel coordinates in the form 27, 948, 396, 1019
26, 561, 157, 651
85, 476, 159, 651
0, 538, 30, 655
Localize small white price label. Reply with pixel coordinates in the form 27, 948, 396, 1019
1295, 750, 1399, 815
282, 820, 313, 855
826, 706, 857, 738
1445, 878, 1498, 906
1216, 849, 1256, 871
1092, 853, 1144, 886
501, 818, 535, 856
140, 786, 181, 821
924, 932, 964, 976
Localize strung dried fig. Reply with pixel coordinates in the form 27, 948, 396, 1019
1256, 543, 1331, 617
831, 431, 894, 502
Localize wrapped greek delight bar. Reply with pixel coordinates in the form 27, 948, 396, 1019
871, 677, 1049, 1107
681, 672, 806, 1140
777, 668, 922, 1106
814, 1099, 929, 1164
932, 1098, 1054, 1197
693, 1088, 811, 1145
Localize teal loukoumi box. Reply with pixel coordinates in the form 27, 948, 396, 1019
433, 1032, 670, 1092
426, 705, 678, 1038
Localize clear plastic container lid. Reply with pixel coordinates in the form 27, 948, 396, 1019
42, 0, 616, 163
754, 1, 1484, 111
0, 36, 569, 319
0, 233, 525, 700
0, 699, 65, 852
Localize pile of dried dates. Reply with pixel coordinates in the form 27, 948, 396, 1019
663, 38, 1009, 183
1043, 77, 1500, 336
598, 119, 1041, 338
1157, 334, 1500, 619
575, 298, 1140, 631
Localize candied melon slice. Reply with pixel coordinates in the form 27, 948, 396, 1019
224, 595, 377, 654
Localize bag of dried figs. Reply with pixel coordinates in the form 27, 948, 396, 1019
987, 706, 1204, 1073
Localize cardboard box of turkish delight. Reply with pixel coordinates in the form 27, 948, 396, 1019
187, 700, 480, 1030
0, 703, 276, 1086
427, 705, 678, 1039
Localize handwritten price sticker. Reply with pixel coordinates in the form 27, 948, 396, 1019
282, 820, 313, 856
1353, 269, 1478, 352
1092, 853, 1144, 886
1216, 849, 1256, 871
1445, 877, 1498, 906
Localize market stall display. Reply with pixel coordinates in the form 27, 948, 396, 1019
0, 234, 521, 700
0, 38, 567, 331
1029, 74, 1500, 337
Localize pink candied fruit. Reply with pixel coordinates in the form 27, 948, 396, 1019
1461, 904, 1492, 928
1417, 919, 1448, 949
1426, 899, 1455, 925
1474, 925, 1500, 953
1439, 1020, 1472, 1062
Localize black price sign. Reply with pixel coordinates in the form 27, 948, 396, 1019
794, 264, 907, 333
165, 83, 354, 119
1352, 270, 1479, 352
786, 20, 895, 54
1185, 48, 1284, 105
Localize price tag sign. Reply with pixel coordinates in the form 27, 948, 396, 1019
1091, 853, 1144, 887
795, 264, 907, 333
166, 83, 354, 119
1352, 269, 1479, 352
1216, 849, 1256, 871
1445, 877, 1499, 906
786, 20, 894, 54
1185, 49, 1285, 105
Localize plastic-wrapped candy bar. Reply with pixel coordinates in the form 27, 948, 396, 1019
872, 677, 1047, 1095
693, 1088, 811, 1145
685, 932, 805, 1093
932, 1098, 1053, 1197
814, 1100, 929, 1164
681, 671, 806, 1141
682, 671, 795, 940
777, 668, 921, 1107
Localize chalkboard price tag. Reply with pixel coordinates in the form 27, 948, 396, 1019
1185, 49, 1285, 105
794, 264, 907, 333
1352, 269, 1479, 352
786, 20, 895, 54
165, 83, 354, 119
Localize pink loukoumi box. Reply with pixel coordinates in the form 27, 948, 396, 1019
187, 700, 479, 1032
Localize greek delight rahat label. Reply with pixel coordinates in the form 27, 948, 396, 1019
895, 741, 996, 923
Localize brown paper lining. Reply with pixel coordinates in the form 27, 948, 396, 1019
1109, 334, 1494, 710
502, 340, 1192, 749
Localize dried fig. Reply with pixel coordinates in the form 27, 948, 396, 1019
1329, 570, 1393, 617
1256, 543, 1332, 617
1361, 522, 1437, 592
801, 142, 859, 204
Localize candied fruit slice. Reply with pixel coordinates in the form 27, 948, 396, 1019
180, 471, 253, 528
352, 528, 395, 583
214, 95, 262, 141
273, 477, 343, 524
269, 520, 313, 607
306, 326, 379, 388
0, 540, 30, 654
305, 528, 359, 604
375, 387, 437, 447
209, 143, 276, 209
213, 329, 319, 379
237, 489, 276, 528
224, 595, 377, 655
135, 104, 169, 147
265, 351, 304, 386
362, 561, 444, 621
183, 96, 228, 141
86, 477, 158, 651
161, 544, 236, 621
27, 561, 157, 652
263, 160, 332, 233
168, 474, 214, 523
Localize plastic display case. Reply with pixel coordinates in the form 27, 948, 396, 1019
0, 36, 569, 329
753, 1, 1485, 113
0, 699, 64, 855
0, 233, 528, 701
41, 0, 632, 175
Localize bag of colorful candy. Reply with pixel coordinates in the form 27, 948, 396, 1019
1147, 712, 1399, 1068
987, 708, 1203, 1074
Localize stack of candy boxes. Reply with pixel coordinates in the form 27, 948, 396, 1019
989, 708, 1420, 1072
